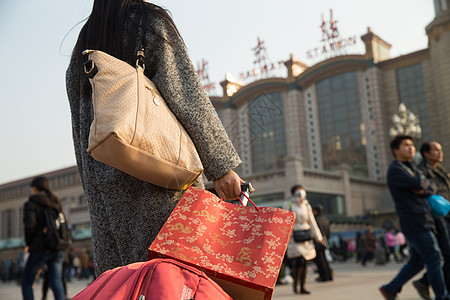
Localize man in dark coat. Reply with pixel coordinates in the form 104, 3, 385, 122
312, 205, 333, 281
412, 141, 450, 299
379, 136, 449, 300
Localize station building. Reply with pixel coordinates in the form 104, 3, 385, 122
1, 0, 449, 254
210, 0, 450, 219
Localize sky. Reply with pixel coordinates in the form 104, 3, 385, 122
0, 0, 435, 185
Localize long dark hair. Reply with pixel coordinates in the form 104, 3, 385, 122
74, 0, 182, 97
31, 176, 62, 211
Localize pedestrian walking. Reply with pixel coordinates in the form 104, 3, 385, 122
337, 235, 348, 262
284, 185, 325, 295
79, 249, 90, 280
362, 226, 376, 266
21, 176, 66, 300
72, 255, 80, 278
395, 231, 408, 261
66, 248, 74, 282
312, 205, 333, 282
355, 232, 365, 263
379, 135, 449, 300
385, 228, 400, 263
412, 141, 450, 299
66, 0, 243, 276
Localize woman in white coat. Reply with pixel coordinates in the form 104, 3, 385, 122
285, 185, 325, 295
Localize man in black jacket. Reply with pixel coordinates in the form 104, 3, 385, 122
312, 205, 333, 282
412, 141, 450, 299
379, 136, 449, 300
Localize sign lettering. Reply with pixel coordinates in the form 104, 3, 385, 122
306, 9, 357, 60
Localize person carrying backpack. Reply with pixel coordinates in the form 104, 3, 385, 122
21, 176, 66, 300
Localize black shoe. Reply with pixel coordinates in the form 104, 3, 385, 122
379, 286, 397, 300
412, 280, 431, 300
315, 277, 325, 282
300, 289, 311, 294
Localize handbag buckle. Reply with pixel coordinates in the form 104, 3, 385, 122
83, 60, 97, 78
136, 49, 145, 70
82, 49, 98, 78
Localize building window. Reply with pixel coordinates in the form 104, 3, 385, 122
307, 192, 345, 217
1, 187, 18, 200
79, 195, 87, 207
49, 177, 58, 189
249, 193, 285, 207
396, 63, 430, 142
248, 92, 286, 173
19, 207, 24, 238
20, 184, 30, 197
60, 196, 74, 204
316, 71, 368, 178
59, 173, 76, 187
2, 209, 15, 239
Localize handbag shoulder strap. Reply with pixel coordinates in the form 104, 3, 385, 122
83, 16, 146, 77
135, 17, 145, 69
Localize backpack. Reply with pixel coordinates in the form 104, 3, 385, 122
42, 207, 72, 251
72, 258, 232, 300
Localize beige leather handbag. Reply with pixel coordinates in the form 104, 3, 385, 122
82, 48, 203, 190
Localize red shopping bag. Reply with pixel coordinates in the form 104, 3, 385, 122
149, 187, 295, 300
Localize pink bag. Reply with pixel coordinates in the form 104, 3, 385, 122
71, 258, 232, 300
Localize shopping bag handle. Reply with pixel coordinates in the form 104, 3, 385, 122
238, 191, 260, 211
218, 192, 260, 211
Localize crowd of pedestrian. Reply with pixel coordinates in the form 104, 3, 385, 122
328, 228, 408, 265
0, 247, 94, 286
0, 253, 26, 284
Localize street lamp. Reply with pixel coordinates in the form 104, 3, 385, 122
389, 103, 422, 139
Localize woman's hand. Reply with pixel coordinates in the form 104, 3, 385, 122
213, 170, 244, 200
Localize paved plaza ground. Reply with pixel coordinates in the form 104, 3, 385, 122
0, 260, 427, 299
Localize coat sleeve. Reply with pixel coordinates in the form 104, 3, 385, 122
388, 164, 424, 190
143, 19, 241, 182
66, 53, 85, 180
23, 202, 37, 246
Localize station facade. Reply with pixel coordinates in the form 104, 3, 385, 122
1, 0, 449, 253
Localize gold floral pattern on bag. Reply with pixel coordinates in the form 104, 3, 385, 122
193, 210, 218, 222
149, 187, 295, 284
166, 223, 193, 234
236, 247, 252, 266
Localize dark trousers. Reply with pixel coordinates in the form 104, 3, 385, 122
383, 231, 448, 300
21, 251, 65, 300
314, 243, 333, 281
387, 246, 400, 262
291, 256, 307, 293
419, 217, 450, 290
362, 250, 374, 266
43, 263, 67, 300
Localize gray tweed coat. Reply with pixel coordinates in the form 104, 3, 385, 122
66, 11, 241, 275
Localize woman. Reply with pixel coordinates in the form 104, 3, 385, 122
385, 228, 400, 262
285, 185, 325, 295
21, 177, 65, 300
66, 1, 242, 276
362, 226, 376, 266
